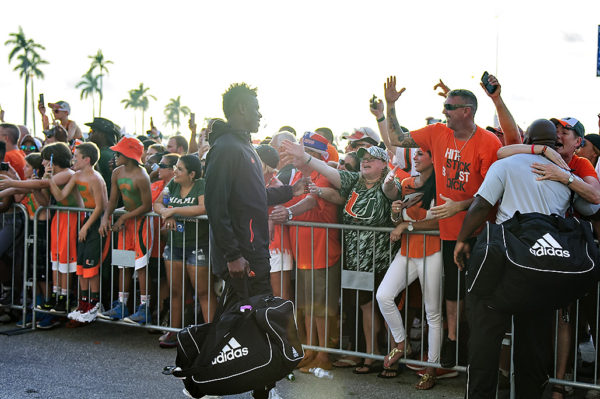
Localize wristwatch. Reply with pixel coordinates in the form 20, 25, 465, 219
566, 174, 574, 187
407, 222, 414, 232
287, 208, 293, 221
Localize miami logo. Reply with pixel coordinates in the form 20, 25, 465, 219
344, 191, 376, 220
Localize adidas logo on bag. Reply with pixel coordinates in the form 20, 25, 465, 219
529, 233, 570, 258
211, 337, 249, 365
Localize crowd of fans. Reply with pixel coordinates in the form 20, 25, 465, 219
0, 75, 600, 397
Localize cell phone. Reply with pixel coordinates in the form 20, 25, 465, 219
49, 154, 53, 169
481, 71, 497, 94
0, 162, 9, 171
190, 113, 196, 125
39, 93, 44, 105
370, 95, 378, 109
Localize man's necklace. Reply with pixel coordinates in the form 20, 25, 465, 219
453, 125, 477, 161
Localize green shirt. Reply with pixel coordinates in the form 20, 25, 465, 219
338, 170, 398, 273
166, 178, 209, 247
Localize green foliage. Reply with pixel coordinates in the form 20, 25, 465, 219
164, 96, 190, 130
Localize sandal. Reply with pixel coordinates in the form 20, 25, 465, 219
551, 385, 567, 399
377, 366, 399, 379
415, 373, 436, 390
353, 360, 383, 375
384, 344, 412, 368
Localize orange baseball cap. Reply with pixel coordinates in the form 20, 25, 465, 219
110, 137, 143, 163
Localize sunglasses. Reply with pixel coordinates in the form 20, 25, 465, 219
21, 145, 37, 151
158, 163, 174, 169
444, 103, 474, 111
339, 159, 358, 172
361, 156, 379, 163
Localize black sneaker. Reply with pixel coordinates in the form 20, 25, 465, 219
440, 337, 457, 368
50, 295, 67, 313
37, 293, 57, 311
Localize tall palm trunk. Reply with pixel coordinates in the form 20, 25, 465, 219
141, 110, 145, 134
30, 76, 36, 136
92, 94, 96, 118
98, 74, 103, 116
23, 75, 29, 125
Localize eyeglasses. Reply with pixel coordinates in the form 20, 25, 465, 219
443, 103, 474, 111
21, 145, 37, 151
158, 163, 174, 169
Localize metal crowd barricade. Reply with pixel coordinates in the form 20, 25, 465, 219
17, 204, 600, 397
29, 206, 214, 334
0, 203, 29, 334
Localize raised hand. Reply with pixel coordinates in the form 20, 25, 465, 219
369, 97, 385, 119
384, 76, 406, 104
480, 74, 501, 99
433, 79, 451, 97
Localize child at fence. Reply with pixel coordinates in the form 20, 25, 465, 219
0, 143, 83, 321
377, 148, 443, 389
49, 142, 108, 325
153, 155, 212, 348
98, 137, 153, 322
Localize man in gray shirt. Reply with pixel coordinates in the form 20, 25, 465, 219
454, 119, 599, 399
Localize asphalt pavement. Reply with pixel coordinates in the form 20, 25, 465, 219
0, 318, 467, 399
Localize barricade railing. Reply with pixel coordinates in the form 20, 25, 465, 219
0, 203, 29, 333
16, 206, 600, 396
30, 206, 214, 334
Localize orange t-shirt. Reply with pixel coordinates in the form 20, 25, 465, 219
411, 123, 502, 240
286, 170, 341, 269
5, 149, 26, 180
326, 144, 339, 162
399, 177, 441, 258
569, 155, 598, 180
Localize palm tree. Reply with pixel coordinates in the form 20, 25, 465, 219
5, 26, 47, 127
28, 53, 47, 135
76, 70, 100, 117
87, 49, 112, 116
164, 96, 191, 131
121, 83, 155, 133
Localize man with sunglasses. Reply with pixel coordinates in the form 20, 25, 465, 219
38, 100, 82, 142
384, 76, 502, 369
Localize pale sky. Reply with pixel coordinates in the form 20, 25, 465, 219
2, 0, 599, 144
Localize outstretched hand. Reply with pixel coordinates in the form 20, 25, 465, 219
281, 140, 308, 168
384, 76, 406, 104
433, 79, 451, 97
431, 194, 462, 219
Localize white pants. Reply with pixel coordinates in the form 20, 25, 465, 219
376, 250, 443, 363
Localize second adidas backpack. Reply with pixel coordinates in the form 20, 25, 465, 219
168, 293, 304, 398
466, 211, 600, 313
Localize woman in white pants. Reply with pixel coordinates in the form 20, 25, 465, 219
377, 149, 442, 390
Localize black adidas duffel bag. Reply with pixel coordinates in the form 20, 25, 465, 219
466, 211, 600, 313
167, 293, 303, 398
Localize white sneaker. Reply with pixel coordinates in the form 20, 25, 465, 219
80, 302, 104, 323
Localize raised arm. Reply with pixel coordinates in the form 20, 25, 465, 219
188, 117, 199, 155
370, 97, 396, 152
280, 140, 342, 189
480, 74, 521, 145
384, 76, 418, 148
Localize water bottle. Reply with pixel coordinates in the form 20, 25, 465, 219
309, 367, 333, 379
162, 187, 170, 206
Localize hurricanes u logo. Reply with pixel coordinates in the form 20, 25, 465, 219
344, 192, 375, 220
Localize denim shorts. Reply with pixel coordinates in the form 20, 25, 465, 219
163, 245, 208, 266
